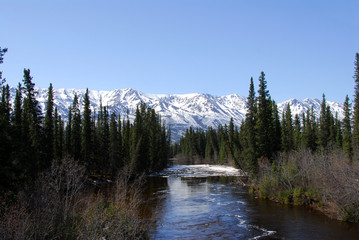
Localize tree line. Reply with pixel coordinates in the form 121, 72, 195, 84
174, 53, 359, 174
0, 47, 170, 193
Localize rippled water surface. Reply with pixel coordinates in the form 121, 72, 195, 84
141, 164, 359, 239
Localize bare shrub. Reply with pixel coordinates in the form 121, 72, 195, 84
76, 166, 148, 240
26, 156, 86, 239
313, 150, 359, 221
0, 200, 33, 240
255, 148, 359, 221
0, 156, 86, 239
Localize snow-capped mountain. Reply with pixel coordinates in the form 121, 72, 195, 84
9, 87, 344, 141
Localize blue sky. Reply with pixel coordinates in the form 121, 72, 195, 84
2, 0, 359, 102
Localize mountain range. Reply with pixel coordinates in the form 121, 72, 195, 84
9, 87, 344, 141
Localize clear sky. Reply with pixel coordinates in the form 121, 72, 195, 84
2, 0, 359, 102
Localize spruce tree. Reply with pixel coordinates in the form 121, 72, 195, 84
65, 106, 72, 156
272, 100, 282, 153
319, 94, 331, 149
343, 95, 353, 160
11, 83, 23, 168
102, 106, 110, 173
122, 112, 131, 165
22, 69, 43, 176
281, 104, 294, 152
58, 115, 64, 159
334, 112, 343, 148
71, 93, 81, 161
302, 108, 317, 151
255, 72, 273, 160
293, 114, 301, 149
43, 83, 54, 167
95, 100, 110, 174
117, 113, 123, 167
109, 112, 120, 176
81, 88, 92, 165
241, 77, 258, 172
0, 84, 12, 191
0, 47, 7, 86
353, 53, 359, 148
53, 107, 60, 160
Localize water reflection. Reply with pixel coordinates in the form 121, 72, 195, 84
142, 166, 359, 240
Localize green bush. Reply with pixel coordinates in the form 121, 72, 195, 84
293, 187, 303, 205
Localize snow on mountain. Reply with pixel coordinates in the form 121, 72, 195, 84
277, 98, 344, 119
9, 87, 344, 141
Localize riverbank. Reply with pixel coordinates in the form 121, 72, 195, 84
247, 149, 359, 223
0, 159, 149, 240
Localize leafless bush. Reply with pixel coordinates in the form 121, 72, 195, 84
26, 156, 86, 239
256, 148, 359, 221
0, 200, 33, 240
0, 156, 86, 240
312, 150, 359, 221
76, 165, 148, 240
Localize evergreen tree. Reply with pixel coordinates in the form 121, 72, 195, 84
71, 93, 81, 161
272, 100, 282, 153
0, 84, 12, 191
122, 112, 131, 165
353, 53, 359, 148
148, 109, 161, 170
11, 83, 23, 167
65, 106, 72, 156
53, 107, 61, 160
102, 106, 110, 172
293, 114, 302, 149
255, 72, 273, 160
81, 88, 92, 165
58, 115, 64, 159
43, 83, 54, 168
109, 112, 120, 176
0, 47, 7, 86
241, 77, 258, 172
218, 140, 227, 164
319, 94, 332, 149
343, 95, 353, 160
22, 69, 43, 176
205, 127, 218, 161
334, 112, 343, 148
117, 113, 123, 166
281, 104, 294, 152
53, 107, 65, 161
130, 103, 148, 173
95, 99, 110, 174
302, 108, 317, 151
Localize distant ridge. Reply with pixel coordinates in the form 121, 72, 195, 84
9, 87, 344, 141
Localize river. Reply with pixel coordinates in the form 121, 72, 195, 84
140, 163, 359, 239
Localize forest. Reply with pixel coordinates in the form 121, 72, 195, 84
173, 53, 359, 222
0, 47, 170, 239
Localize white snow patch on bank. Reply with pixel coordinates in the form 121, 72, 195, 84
152, 164, 247, 177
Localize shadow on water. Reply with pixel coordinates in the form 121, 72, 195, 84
140, 164, 359, 240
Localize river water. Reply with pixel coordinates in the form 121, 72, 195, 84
141, 164, 359, 239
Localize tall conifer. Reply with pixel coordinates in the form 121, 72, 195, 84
255, 72, 273, 160
281, 104, 294, 152
109, 112, 120, 176
293, 114, 301, 149
343, 95, 353, 160
241, 77, 257, 172
22, 69, 43, 176
319, 94, 332, 149
353, 53, 359, 148
71, 93, 81, 161
44, 83, 54, 167
81, 88, 92, 165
